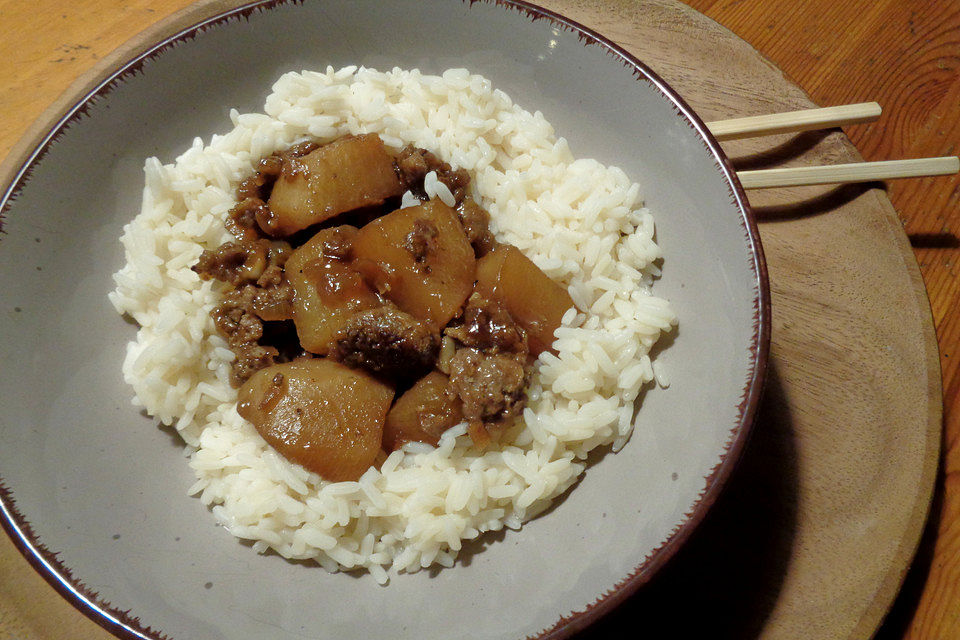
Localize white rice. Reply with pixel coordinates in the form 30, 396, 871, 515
109, 66, 676, 584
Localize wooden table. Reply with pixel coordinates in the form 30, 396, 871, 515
0, 1, 956, 638
682, 4, 959, 638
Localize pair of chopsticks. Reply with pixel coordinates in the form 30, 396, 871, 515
705, 102, 960, 189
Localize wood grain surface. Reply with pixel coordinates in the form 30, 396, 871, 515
0, 1, 954, 639
682, 5, 959, 638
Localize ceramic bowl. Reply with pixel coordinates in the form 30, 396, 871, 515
0, 1, 768, 638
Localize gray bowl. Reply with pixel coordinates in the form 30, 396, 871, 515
0, 1, 768, 638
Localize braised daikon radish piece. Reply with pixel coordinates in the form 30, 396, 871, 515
265, 134, 403, 236
237, 359, 393, 482
382, 371, 463, 450
285, 226, 381, 355
352, 200, 475, 330
475, 245, 574, 356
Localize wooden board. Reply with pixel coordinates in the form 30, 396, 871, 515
0, 1, 942, 639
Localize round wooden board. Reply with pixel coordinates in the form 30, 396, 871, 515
0, 1, 941, 639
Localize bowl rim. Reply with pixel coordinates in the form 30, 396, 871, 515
0, 1, 770, 639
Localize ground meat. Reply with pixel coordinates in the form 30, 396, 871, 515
260, 141, 319, 181
444, 294, 530, 448
236, 173, 268, 202
212, 289, 263, 343
236, 177, 260, 202
255, 153, 284, 181
404, 218, 438, 268
225, 197, 270, 241
330, 306, 440, 380
456, 199, 496, 257
254, 205, 285, 237
396, 145, 471, 203
235, 148, 287, 201
193, 240, 272, 286
395, 145, 429, 189
445, 294, 527, 355
284, 140, 321, 158
261, 241, 294, 274
447, 347, 528, 428
196, 236, 296, 384
194, 239, 292, 288
248, 242, 295, 320
274, 140, 320, 180
256, 262, 285, 289
251, 273, 295, 321
210, 288, 279, 386
229, 342, 278, 387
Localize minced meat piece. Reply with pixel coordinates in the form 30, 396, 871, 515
251, 273, 295, 322
193, 239, 293, 288
445, 294, 527, 354
236, 172, 270, 201
456, 199, 496, 257
396, 145, 471, 203
198, 237, 295, 383
444, 294, 530, 448
225, 197, 271, 241
257, 141, 319, 182
447, 347, 527, 428
395, 145, 429, 190
229, 342, 278, 387
272, 140, 321, 182
255, 154, 284, 181
210, 288, 279, 386
404, 218, 439, 267
212, 288, 263, 343
193, 240, 271, 286
282, 140, 321, 160
330, 306, 439, 380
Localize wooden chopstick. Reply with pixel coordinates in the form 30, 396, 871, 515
706, 102, 882, 141
705, 102, 958, 188
737, 156, 960, 189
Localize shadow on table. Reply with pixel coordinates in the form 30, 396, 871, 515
908, 232, 960, 249
577, 362, 799, 639
727, 129, 833, 171
749, 182, 885, 221
719, 128, 893, 222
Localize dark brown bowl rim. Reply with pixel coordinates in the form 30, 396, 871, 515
0, 1, 770, 639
